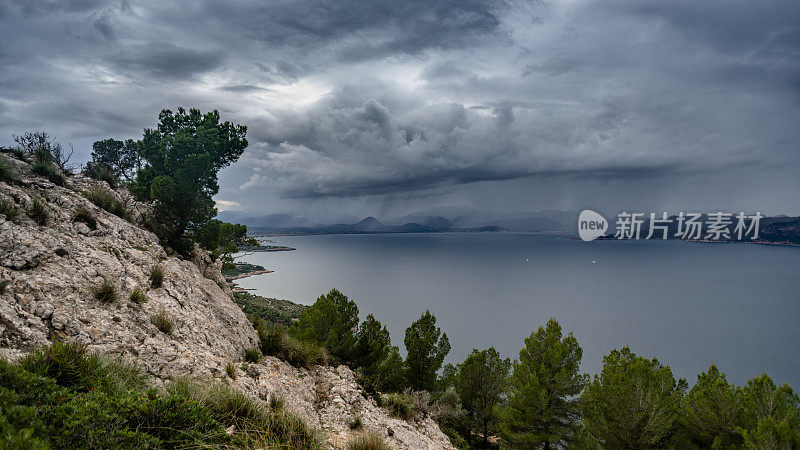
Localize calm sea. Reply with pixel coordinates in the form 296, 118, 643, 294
235, 233, 800, 388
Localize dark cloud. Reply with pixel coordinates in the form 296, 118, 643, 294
109, 43, 224, 79
1, 0, 799, 217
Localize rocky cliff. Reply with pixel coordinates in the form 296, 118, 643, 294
0, 152, 454, 449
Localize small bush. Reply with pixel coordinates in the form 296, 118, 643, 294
72, 207, 97, 230
129, 287, 147, 305
151, 311, 174, 335
349, 414, 364, 430
383, 392, 414, 421
12, 148, 25, 159
346, 432, 391, 450
93, 279, 117, 303
243, 347, 262, 363
28, 196, 49, 226
0, 200, 19, 223
256, 323, 328, 369
150, 265, 164, 288
85, 163, 118, 188
225, 362, 237, 380
0, 158, 17, 184
31, 155, 66, 186
269, 392, 285, 411
0, 280, 9, 294
85, 186, 130, 220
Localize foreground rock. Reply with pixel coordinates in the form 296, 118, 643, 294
0, 153, 454, 449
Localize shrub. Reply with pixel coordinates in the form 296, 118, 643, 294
256, 323, 328, 369
349, 414, 364, 430
129, 287, 147, 305
28, 196, 49, 226
244, 347, 261, 363
225, 362, 237, 380
0, 200, 19, 223
346, 432, 391, 450
0, 157, 17, 184
151, 311, 174, 335
0, 280, 8, 294
93, 279, 117, 303
13, 131, 73, 170
1, 342, 321, 449
31, 151, 66, 186
149, 265, 164, 288
383, 392, 415, 421
85, 186, 130, 220
72, 207, 97, 230
84, 163, 118, 188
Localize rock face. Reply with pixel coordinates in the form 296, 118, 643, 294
0, 153, 454, 449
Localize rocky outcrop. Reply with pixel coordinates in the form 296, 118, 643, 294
0, 152, 454, 449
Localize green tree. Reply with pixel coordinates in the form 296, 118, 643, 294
88, 138, 141, 181
289, 289, 359, 363
131, 108, 247, 253
680, 365, 744, 448
739, 373, 800, 449
404, 310, 450, 392
502, 319, 587, 449
581, 346, 682, 449
455, 347, 510, 447
194, 219, 256, 266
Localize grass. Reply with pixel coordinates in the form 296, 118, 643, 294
72, 207, 97, 230
226, 362, 237, 380
0, 341, 321, 449
253, 320, 328, 369
244, 347, 262, 363
129, 287, 147, 305
383, 392, 415, 421
0, 157, 17, 184
346, 432, 392, 450
269, 393, 285, 411
150, 264, 164, 288
151, 310, 174, 335
93, 279, 117, 303
349, 414, 364, 430
85, 185, 130, 220
31, 151, 66, 186
0, 200, 20, 223
28, 196, 49, 226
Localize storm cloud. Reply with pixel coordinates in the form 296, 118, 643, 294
1, 0, 798, 218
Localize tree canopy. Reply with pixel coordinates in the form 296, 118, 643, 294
404, 310, 450, 392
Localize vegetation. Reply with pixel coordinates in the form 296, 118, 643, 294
92, 279, 117, 303
0, 199, 20, 223
346, 432, 391, 450
28, 196, 49, 226
233, 291, 306, 326
383, 391, 416, 421
0, 340, 320, 449
0, 156, 17, 184
449, 347, 510, 447
243, 347, 262, 363
290, 289, 359, 363
129, 287, 147, 305
404, 310, 450, 392
254, 320, 329, 369
0, 280, 8, 295
223, 261, 266, 278
72, 207, 97, 230
349, 414, 364, 430
85, 185, 130, 220
151, 310, 174, 335
13, 131, 73, 170
195, 219, 257, 265
226, 362, 237, 380
129, 108, 247, 254
149, 264, 164, 288
31, 149, 66, 186
86, 138, 141, 183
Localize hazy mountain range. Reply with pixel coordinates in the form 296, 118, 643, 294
218, 207, 578, 234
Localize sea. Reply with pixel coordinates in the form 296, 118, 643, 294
235, 232, 800, 388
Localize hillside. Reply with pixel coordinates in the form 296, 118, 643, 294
0, 152, 454, 449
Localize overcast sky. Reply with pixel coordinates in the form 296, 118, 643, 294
1, 0, 798, 220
